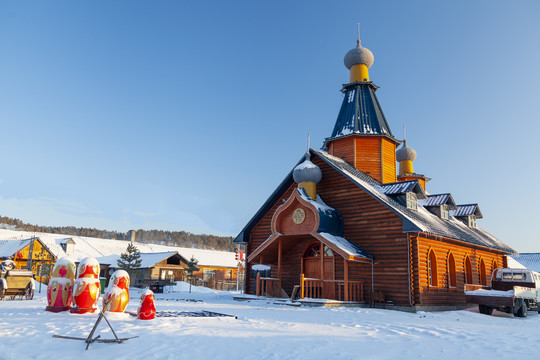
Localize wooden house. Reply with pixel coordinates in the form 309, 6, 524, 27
0, 237, 56, 283
234, 38, 515, 310
100, 251, 191, 287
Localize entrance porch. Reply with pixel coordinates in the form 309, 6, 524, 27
249, 234, 373, 302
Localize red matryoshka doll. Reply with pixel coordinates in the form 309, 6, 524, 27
70, 257, 101, 314
46, 257, 76, 312
103, 270, 130, 313
137, 289, 156, 320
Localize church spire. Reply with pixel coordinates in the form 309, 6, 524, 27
324, 30, 399, 184
344, 24, 374, 83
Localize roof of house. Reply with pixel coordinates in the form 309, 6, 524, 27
297, 188, 344, 236
0, 238, 31, 258
235, 149, 515, 254
96, 251, 188, 269
418, 194, 457, 208
378, 180, 427, 199
508, 253, 540, 273
0, 229, 237, 268
325, 82, 395, 145
451, 204, 483, 219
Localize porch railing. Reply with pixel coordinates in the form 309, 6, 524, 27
301, 275, 364, 302
254, 273, 365, 302
255, 273, 281, 297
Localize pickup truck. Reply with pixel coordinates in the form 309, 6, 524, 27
465, 268, 540, 317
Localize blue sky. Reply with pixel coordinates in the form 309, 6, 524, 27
0, 1, 539, 252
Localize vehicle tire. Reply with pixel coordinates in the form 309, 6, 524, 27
514, 299, 527, 317
513, 299, 522, 317
519, 302, 528, 317
479, 305, 493, 315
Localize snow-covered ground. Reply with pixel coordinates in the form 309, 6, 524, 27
1, 282, 540, 360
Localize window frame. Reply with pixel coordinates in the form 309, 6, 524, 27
406, 192, 418, 211
447, 251, 457, 288
428, 248, 438, 287
440, 204, 449, 220
464, 255, 473, 285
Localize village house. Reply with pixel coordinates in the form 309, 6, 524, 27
0, 236, 56, 284
234, 37, 515, 310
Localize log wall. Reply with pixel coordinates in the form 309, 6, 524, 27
412, 234, 506, 306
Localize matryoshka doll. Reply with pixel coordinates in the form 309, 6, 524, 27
137, 289, 156, 320
46, 257, 76, 312
70, 257, 101, 314
103, 270, 130, 313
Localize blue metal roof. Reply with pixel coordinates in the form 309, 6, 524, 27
418, 194, 457, 209
451, 204, 483, 219
378, 180, 427, 199
325, 82, 395, 145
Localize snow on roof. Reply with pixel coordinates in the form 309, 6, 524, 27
451, 204, 482, 218
0, 238, 31, 258
297, 189, 336, 215
313, 150, 514, 254
97, 251, 181, 269
378, 181, 420, 196
0, 229, 236, 268
508, 254, 540, 272
319, 232, 372, 259
418, 194, 454, 207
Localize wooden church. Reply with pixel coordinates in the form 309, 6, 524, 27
234, 37, 515, 310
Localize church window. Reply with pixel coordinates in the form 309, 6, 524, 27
447, 252, 457, 288
479, 258, 487, 286
428, 249, 438, 287
465, 255, 473, 284
406, 192, 418, 211
441, 205, 449, 220
305, 244, 333, 258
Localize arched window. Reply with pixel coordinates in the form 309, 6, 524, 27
479, 258, 487, 286
447, 252, 457, 288
304, 243, 333, 258
428, 249, 438, 287
464, 255, 473, 285
492, 259, 498, 271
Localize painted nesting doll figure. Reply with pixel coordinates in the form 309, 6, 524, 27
103, 270, 130, 313
46, 257, 76, 312
70, 257, 101, 314
137, 289, 156, 320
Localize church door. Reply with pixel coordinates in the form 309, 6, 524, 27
303, 242, 335, 299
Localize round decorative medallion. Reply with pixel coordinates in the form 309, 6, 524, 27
292, 208, 306, 224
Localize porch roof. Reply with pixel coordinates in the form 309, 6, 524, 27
248, 232, 372, 264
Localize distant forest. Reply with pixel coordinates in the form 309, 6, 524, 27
0, 216, 236, 252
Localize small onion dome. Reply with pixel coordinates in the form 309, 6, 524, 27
396, 140, 417, 162
344, 41, 374, 70
293, 153, 322, 184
